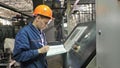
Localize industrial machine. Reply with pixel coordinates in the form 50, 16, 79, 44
65, 21, 96, 68
47, 21, 96, 68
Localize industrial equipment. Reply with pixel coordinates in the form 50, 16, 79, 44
47, 21, 96, 68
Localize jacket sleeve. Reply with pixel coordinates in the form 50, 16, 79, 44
13, 31, 39, 62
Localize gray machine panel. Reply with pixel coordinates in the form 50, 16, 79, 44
65, 21, 96, 68
47, 21, 96, 68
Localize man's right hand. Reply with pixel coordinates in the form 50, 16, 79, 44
38, 45, 49, 54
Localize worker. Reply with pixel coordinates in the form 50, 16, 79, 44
13, 4, 53, 68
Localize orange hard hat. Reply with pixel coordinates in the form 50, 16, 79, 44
33, 5, 53, 19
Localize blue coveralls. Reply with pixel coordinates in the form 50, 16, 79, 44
13, 23, 48, 68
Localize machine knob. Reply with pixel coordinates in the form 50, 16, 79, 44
98, 30, 102, 35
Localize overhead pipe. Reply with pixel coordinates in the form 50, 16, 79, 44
72, 0, 80, 12
74, 0, 80, 6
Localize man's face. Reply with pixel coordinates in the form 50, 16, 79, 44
36, 16, 50, 30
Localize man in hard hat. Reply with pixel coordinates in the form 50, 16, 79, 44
13, 5, 53, 68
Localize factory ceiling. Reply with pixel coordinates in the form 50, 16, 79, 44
0, 0, 95, 20
0, 0, 65, 19
0, 0, 33, 19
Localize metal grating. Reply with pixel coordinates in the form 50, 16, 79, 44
70, 0, 95, 4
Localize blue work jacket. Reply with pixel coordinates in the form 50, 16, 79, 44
13, 23, 48, 68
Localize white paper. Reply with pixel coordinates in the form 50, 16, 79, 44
47, 44, 67, 56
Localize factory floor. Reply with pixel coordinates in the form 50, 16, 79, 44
47, 55, 63, 68
86, 56, 96, 68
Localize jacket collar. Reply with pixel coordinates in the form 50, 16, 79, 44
28, 22, 42, 34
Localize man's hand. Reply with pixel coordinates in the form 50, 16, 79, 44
38, 45, 49, 54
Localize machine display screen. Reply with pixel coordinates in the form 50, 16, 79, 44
66, 21, 96, 68
64, 26, 87, 51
